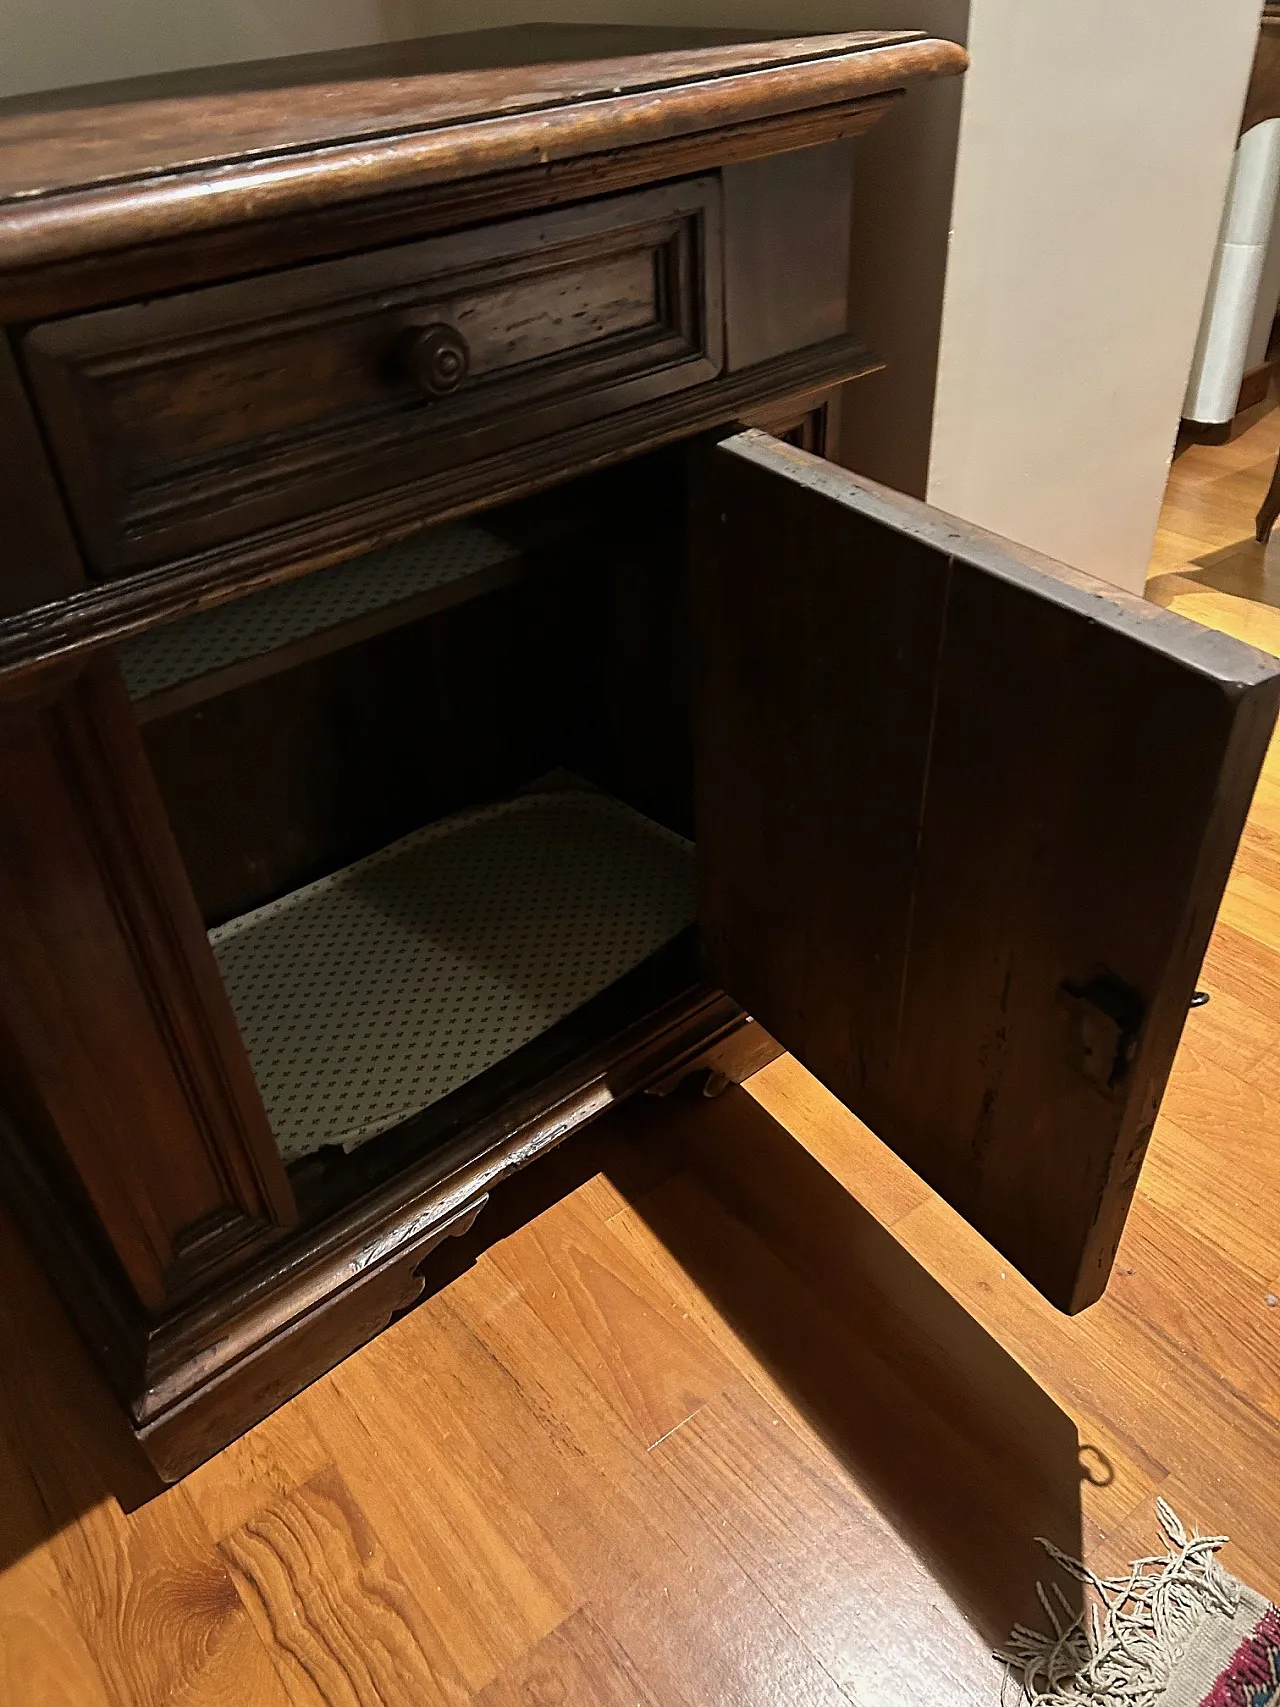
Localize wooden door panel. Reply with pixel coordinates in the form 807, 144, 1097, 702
692, 431, 1280, 1311
0, 658, 295, 1311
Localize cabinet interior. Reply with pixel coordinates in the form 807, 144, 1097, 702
128, 447, 701, 1209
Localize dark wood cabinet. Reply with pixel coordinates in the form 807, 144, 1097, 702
23, 179, 726, 574
0, 25, 1274, 1481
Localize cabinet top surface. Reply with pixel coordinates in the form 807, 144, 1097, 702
0, 25, 964, 264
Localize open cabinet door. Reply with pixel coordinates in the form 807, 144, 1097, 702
692, 430, 1280, 1312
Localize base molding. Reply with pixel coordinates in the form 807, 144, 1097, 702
2, 981, 773, 1480
138, 1195, 487, 1479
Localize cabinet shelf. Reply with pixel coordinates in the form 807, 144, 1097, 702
209, 788, 696, 1164
120, 522, 522, 720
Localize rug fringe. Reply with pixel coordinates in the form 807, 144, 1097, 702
997, 1498, 1240, 1706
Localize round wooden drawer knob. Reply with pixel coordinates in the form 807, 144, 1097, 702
405, 323, 469, 397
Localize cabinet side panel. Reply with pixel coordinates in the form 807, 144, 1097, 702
722, 141, 854, 371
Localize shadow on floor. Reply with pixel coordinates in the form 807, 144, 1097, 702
0, 1074, 1090, 1665
1160, 535, 1280, 617
1173, 535, 1280, 609
0, 1197, 165, 1571
610, 1084, 1090, 1651
430, 1078, 1089, 1650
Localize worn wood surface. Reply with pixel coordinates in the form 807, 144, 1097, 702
0, 658, 294, 1315
0, 28, 921, 197
0, 29, 965, 280
24, 181, 722, 576
0, 334, 880, 683
0, 95, 899, 326
692, 430, 1280, 1313
2, 293, 1277, 1707
743, 385, 845, 458
2, 495, 1280, 1689
134, 981, 758, 1480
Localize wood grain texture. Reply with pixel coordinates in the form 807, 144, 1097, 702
220, 1466, 469, 1707
23, 181, 723, 575
0, 332, 879, 681
0, 1549, 114, 1707
692, 429, 1280, 1312
129, 984, 760, 1479
305, 1336, 577, 1694
47, 1486, 290, 1707
1, 406, 1278, 1707
474, 1609, 660, 1707
0, 657, 293, 1311
0, 30, 965, 274
0, 93, 899, 325
0, 28, 921, 198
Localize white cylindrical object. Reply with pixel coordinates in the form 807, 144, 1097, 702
1184, 117, 1280, 423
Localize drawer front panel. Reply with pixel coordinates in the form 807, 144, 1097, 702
23, 180, 723, 576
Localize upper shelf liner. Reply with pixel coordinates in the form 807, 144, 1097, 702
118, 520, 515, 704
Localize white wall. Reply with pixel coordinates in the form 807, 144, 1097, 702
928, 0, 1260, 592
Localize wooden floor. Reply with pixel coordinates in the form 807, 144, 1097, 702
6, 424, 1280, 1706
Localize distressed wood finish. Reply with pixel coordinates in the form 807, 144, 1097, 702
0, 334, 880, 683
0, 30, 965, 282
743, 385, 845, 458
692, 431, 1280, 1312
0, 95, 901, 325
1, 945, 757, 1479
0, 658, 295, 1312
24, 181, 723, 575
0, 27, 976, 1478
4, 347, 1280, 1707
136, 984, 758, 1480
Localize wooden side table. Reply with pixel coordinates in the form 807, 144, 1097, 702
1, 27, 1277, 1480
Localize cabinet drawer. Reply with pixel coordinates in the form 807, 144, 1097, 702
22, 180, 723, 577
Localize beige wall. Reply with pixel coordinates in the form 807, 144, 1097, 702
927, 0, 1261, 592
0, 0, 388, 95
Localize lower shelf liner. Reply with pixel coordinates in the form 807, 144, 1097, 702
209, 790, 696, 1163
